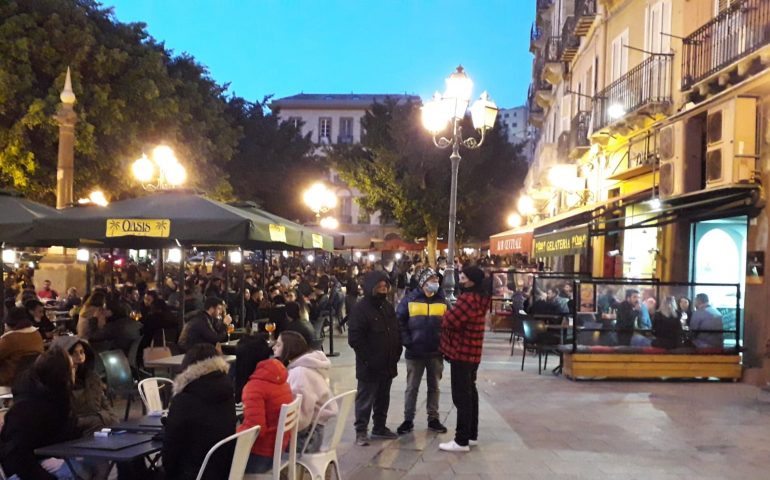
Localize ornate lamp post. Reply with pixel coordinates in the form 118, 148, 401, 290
303, 182, 338, 227
131, 145, 187, 190
422, 66, 498, 300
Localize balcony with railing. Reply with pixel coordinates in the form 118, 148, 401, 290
557, 131, 571, 159
530, 23, 545, 52
593, 54, 673, 132
533, 56, 556, 109
528, 84, 545, 127
561, 16, 581, 62
542, 37, 566, 84
682, 0, 770, 91
569, 111, 591, 157
574, 0, 598, 36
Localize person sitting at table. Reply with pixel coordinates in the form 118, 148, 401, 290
615, 289, 642, 346
140, 298, 179, 353
274, 331, 337, 453
52, 336, 117, 435
77, 291, 109, 340
0, 307, 43, 387
283, 301, 319, 350
527, 289, 563, 316
239, 345, 293, 474
234, 333, 273, 403
178, 297, 232, 352
163, 344, 237, 480
63, 287, 82, 311
37, 279, 59, 301
690, 293, 724, 349
652, 296, 682, 350
0, 346, 83, 480
90, 300, 141, 355
25, 299, 55, 340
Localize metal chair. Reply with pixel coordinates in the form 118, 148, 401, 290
297, 390, 356, 480
138, 377, 174, 413
521, 320, 560, 374
244, 395, 303, 480
99, 350, 137, 420
195, 425, 261, 480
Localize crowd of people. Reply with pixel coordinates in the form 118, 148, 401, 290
492, 276, 728, 350
0, 253, 498, 479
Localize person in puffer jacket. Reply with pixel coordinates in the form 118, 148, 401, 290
163, 344, 236, 480
274, 331, 338, 453
239, 356, 293, 474
395, 267, 449, 436
439, 265, 491, 453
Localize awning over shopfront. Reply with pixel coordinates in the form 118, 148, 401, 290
489, 228, 533, 255
534, 225, 589, 258
589, 185, 761, 235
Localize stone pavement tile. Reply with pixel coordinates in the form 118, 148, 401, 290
348, 466, 406, 480
371, 446, 423, 471
403, 459, 455, 476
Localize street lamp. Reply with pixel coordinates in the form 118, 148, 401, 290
132, 145, 187, 191
506, 213, 522, 228
422, 65, 498, 300
303, 183, 338, 227
319, 216, 339, 230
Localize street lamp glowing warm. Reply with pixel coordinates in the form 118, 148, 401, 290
132, 145, 187, 190
517, 195, 536, 216
319, 216, 339, 230
423, 65, 498, 301
88, 190, 108, 207
132, 154, 155, 182
507, 213, 522, 228
303, 183, 337, 219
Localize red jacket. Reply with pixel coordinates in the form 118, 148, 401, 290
238, 359, 294, 457
440, 292, 491, 364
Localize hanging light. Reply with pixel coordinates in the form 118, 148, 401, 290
507, 213, 522, 228
76, 248, 90, 262
394, 252, 403, 260
167, 248, 182, 263
306, 254, 315, 263
229, 250, 243, 264
2, 249, 16, 264
367, 253, 376, 262
132, 154, 155, 183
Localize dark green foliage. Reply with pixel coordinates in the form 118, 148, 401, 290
328, 99, 527, 247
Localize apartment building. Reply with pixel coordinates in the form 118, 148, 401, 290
269, 93, 418, 249
492, 0, 770, 369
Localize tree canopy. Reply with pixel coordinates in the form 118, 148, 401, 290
328, 99, 527, 262
0, 0, 314, 207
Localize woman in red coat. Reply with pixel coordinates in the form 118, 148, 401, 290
238, 353, 294, 474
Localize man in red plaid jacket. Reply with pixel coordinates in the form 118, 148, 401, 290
439, 265, 491, 453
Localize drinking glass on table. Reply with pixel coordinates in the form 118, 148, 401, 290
227, 322, 235, 342
265, 321, 276, 345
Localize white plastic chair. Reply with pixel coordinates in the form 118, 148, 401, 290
244, 394, 303, 480
297, 390, 356, 480
195, 425, 261, 480
138, 377, 174, 413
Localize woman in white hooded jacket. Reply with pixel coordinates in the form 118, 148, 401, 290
273, 331, 338, 453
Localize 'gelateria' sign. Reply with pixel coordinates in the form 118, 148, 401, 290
106, 219, 170, 238
534, 226, 589, 257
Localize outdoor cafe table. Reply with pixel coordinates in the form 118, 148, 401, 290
35, 433, 162, 480
144, 354, 236, 372
114, 414, 164, 433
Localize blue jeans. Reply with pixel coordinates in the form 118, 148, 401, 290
246, 454, 273, 474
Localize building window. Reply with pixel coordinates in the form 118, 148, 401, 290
319, 117, 332, 144
338, 117, 354, 144
288, 117, 302, 129
512, 122, 518, 128
610, 29, 629, 82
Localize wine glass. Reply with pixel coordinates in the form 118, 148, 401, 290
265, 321, 276, 345
227, 322, 235, 342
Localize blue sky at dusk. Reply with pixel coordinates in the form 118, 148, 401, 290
107, 0, 534, 109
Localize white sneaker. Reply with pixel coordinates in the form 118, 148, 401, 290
468, 439, 479, 446
439, 440, 470, 452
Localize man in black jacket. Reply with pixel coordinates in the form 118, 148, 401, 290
348, 271, 402, 446
179, 297, 232, 351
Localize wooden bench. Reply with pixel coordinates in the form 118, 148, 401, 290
562, 352, 742, 381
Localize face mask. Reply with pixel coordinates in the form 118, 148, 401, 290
425, 282, 440, 295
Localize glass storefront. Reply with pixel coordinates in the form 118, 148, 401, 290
622, 203, 658, 278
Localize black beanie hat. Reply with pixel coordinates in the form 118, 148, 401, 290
462, 265, 485, 286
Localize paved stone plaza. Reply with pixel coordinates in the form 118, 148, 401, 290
326, 331, 770, 480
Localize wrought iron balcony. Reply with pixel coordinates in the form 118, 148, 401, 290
593, 54, 673, 132
574, 0, 598, 36
682, 0, 770, 90
569, 111, 591, 157
530, 23, 545, 52
544, 37, 562, 62
561, 16, 580, 62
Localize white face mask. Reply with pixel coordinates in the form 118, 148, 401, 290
425, 282, 440, 296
